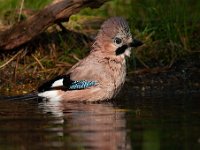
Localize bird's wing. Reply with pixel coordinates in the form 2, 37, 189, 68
37, 74, 97, 92
67, 54, 108, 82
38, 55, 108, 93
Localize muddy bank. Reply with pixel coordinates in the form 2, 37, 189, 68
124, 55, 200, 96
0, 54, 199, 97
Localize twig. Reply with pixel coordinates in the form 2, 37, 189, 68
71, 53, 80, 61
18, 0, 24, 22
0, 50, 23, 69
23, 56, 47, 70
13, 54, 20, 83
169, 57, 175, 68
38, 68, 57, 73
31, 54, 45, 70
136, 55, 150, 69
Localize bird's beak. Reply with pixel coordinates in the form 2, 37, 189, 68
129, 39, 143, 48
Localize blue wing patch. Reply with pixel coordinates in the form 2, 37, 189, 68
38, 74, 97, 92
69, 80, 97, 90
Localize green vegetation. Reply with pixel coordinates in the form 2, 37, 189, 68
0, 0, 51, 24
0, 0, 51, 14
77, 0, 200, 67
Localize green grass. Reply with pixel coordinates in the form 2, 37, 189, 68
0, 0, 52, 13
0, 0, 52, 24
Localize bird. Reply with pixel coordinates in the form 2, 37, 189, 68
2, 17, 143, 102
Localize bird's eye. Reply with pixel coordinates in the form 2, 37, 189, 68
114, 37, 122, 45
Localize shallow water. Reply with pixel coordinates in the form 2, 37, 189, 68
0, 91, 199, 150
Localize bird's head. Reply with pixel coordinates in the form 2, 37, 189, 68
92, 17, 143, 58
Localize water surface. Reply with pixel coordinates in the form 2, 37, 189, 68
0, 91, 199, 150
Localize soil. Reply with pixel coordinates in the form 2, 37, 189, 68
125, 54, 200, 96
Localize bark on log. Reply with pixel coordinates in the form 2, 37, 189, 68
0, 0, 108, 51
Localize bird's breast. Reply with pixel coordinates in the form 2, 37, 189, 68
106, 57, 126, 96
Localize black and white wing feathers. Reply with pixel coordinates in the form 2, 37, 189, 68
38, 75, 97, 92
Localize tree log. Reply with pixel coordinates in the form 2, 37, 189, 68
0, 0, 108, 51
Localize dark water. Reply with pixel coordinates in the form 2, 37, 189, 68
0, 92, 199, 150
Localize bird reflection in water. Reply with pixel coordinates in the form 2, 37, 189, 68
40, 100, 131, 150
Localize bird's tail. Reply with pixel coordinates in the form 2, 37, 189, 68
0, 92, 41, 101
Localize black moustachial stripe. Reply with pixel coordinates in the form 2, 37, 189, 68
115, 39, 143, 56
115, 44, 128, 55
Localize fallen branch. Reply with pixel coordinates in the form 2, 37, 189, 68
0, 0, 108, 51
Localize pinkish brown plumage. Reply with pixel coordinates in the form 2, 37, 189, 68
37, 17, 143, 102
